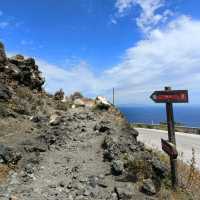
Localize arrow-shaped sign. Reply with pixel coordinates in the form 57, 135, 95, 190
161, 139, 178, 159
150, 90, 188, 103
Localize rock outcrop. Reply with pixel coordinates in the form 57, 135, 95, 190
0, 43, 44, 91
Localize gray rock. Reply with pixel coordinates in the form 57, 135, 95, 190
106, 192, 118, 200
102, 135, 120, 161
50, 116, 62, 126
30, 115, 48, 123
0, 83, 12, 100
59, 181, 65, 188
0, 144, 21, 164
111, 160, 124, 175
24, 163, 34, 174
88, 176, 98, 188
141, 179, 156, 196
152, 159, 168, 178
115, 183, 135, 199
24, 143, 47, 153
94, 123, 110, 133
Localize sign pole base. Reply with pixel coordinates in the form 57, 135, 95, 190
170, 157, 178, 190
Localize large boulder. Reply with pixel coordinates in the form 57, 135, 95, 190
10, 56, 45, 90
0, 42, 45, 91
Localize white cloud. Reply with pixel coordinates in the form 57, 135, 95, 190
35, 16, 200, 105
115, 0, 173, 33
36, 59, 101, 97
115, 0, 135, 14
0, 22, 9, 29
104, 16, 200, 104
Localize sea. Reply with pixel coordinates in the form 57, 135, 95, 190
119, 105, 200, 128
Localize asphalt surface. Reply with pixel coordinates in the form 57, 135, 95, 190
136, 128, 200, 169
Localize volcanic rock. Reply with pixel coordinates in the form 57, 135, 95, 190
141, 179, 156, 196
0, 144, 21, 164
0, 83, 12, 100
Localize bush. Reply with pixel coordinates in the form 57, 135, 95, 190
152, 148, 200, 199
9, 86, 48, 115
15, 87, 33, 100
124, 155, 153, 181
54, 89, 64, 100
9, 97, 31, 115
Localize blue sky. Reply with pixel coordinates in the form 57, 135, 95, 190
0, 0, 200, 105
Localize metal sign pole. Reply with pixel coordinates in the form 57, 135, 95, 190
165, 86, 178, 189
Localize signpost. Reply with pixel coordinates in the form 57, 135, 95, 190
150, 87, 188, 190
150, 90, 188, 103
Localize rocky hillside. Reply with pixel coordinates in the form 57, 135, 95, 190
0, 42, 186, 200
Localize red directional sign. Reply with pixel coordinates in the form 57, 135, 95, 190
150, 90, 188, 103
161, 139, 178, 159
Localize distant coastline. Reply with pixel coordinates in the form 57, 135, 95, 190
119, 105, 200, 128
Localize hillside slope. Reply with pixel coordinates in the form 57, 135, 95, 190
0, 42, 189, 200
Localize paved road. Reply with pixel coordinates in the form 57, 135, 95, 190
136, 128, 200, 169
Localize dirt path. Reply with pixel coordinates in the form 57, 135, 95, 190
0, 108, 164, 200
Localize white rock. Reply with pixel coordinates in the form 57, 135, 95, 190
95, 96, 111, 109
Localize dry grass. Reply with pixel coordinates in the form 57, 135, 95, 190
55, 101, 72, 111
177, 149, 200, 199
124, 156, 153, 181
152, 148, 200, 199
6, 86, 55, 116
